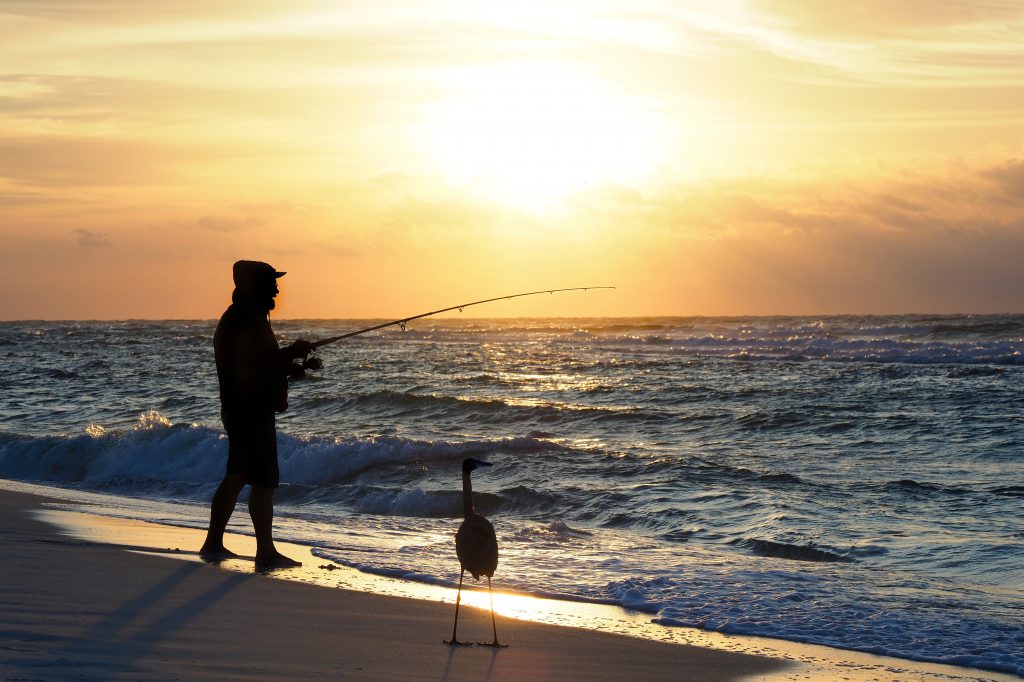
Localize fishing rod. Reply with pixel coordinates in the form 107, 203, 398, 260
310, 286, 615, 350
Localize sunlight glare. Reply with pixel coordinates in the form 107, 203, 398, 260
423, 62, 668, 210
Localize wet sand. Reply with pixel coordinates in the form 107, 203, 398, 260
0, 488, 788, 681
1, 486, 1015, 682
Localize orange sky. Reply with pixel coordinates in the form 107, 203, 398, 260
1, 1, 1022, 319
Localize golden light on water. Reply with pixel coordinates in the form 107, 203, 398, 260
453, 586, 548, 621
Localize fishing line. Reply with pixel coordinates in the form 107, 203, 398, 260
296, 287, 614, 373
311, 286, 615, 349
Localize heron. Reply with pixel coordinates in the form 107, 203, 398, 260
444, 457, 507, 647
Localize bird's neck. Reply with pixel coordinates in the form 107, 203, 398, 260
462, 472, 474, 518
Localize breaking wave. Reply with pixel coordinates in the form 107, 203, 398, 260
731, 538, 852, 563
592, 335, 1024, 364
0, 411, 567, 500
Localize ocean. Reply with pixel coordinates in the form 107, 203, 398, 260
1, 315, 1021, 676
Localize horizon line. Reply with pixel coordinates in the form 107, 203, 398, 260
2, 311, 1022, 323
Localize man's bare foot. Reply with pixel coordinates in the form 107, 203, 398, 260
199, 544, 238, 561
255, 551, 302, 569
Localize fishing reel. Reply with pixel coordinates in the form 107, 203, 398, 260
287, 352, 323, 381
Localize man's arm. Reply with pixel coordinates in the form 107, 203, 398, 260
281, 340, 313, 361
279, 339, 314, 382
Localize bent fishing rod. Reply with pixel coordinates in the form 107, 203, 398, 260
310, 287, 615, 350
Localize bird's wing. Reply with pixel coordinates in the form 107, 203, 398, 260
456, 515, 499, 579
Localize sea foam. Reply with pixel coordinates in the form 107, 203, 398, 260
0, 411, 564, 498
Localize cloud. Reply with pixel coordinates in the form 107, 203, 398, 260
0, 2, 1021, 316
73, 228, 112, 248
718, 1, 1024, 90
0, 135, 183, 188
546, 158, 1024, 313
195, 215, 265, 232
980, 159, 1024, 201
381, 195, 511, 234
1, 156, 1021, 317
0, 190, 54, 207
0, 0, 281, 25
753, 0, 1024, 37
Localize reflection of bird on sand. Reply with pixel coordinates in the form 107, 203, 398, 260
444, 457, 507, 647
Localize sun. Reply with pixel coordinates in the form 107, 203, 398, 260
421, 62, 668, 210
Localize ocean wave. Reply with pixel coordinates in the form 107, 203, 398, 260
734, 409, 807, 430
43, 368, 80, 380
930, 320, 1024, 338
331, 483, 561, 518
868, 479, 1024, 503
307, 389, 668, 425
329, 390, 507, 413
881, 479, 972, 497
730, 538, 852, 563
0, 411, 569, 498
596, 506, 706, 533
989, 485, 1024, 498
689, 459, 813, 488
510, 519, 592, 543
497, 486, 563, 515
585, 323, 669, 333
606, 577, 667, 613
348, 486, 465, 517
659, 527, 704, 543
0, 412, 223, 491
587, 334, 1024, 365
947, 365, 1009, 378
262, 316, 1024, 365
645, 568, 1024, 677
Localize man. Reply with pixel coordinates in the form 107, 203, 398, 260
200, 260, 312, 568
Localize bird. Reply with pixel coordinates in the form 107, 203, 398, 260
444, 457, 507, 647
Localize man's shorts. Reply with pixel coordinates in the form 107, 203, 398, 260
223, 413, 280, 488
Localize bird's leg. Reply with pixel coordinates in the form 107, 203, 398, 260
444, 570, 472, 646
478, 576, 508, 648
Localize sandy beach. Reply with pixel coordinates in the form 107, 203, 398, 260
0, 488, 790, 681
2, 486, 1018, 682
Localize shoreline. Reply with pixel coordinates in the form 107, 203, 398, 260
0, 486, 789, 681
1, 482, 1017, 681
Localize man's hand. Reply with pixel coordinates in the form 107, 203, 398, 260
284, 340, 313, 360
286, 360, 307, 381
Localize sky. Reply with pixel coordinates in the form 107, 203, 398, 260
1, 0, 1022, 319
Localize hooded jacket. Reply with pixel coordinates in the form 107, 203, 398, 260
214, 294, 290, 420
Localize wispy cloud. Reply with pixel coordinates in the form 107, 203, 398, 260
752, 0, 1023, 37
1, 1, 1022, 317
72, 228, 112, 248
0, 135, 185, 188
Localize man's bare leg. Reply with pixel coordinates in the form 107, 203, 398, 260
249, 484, 301, 568
199, 474, 246, 558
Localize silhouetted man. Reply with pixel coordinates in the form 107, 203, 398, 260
200, 260, 311, 568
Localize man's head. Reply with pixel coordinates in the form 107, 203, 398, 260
232, 260, 285, 310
